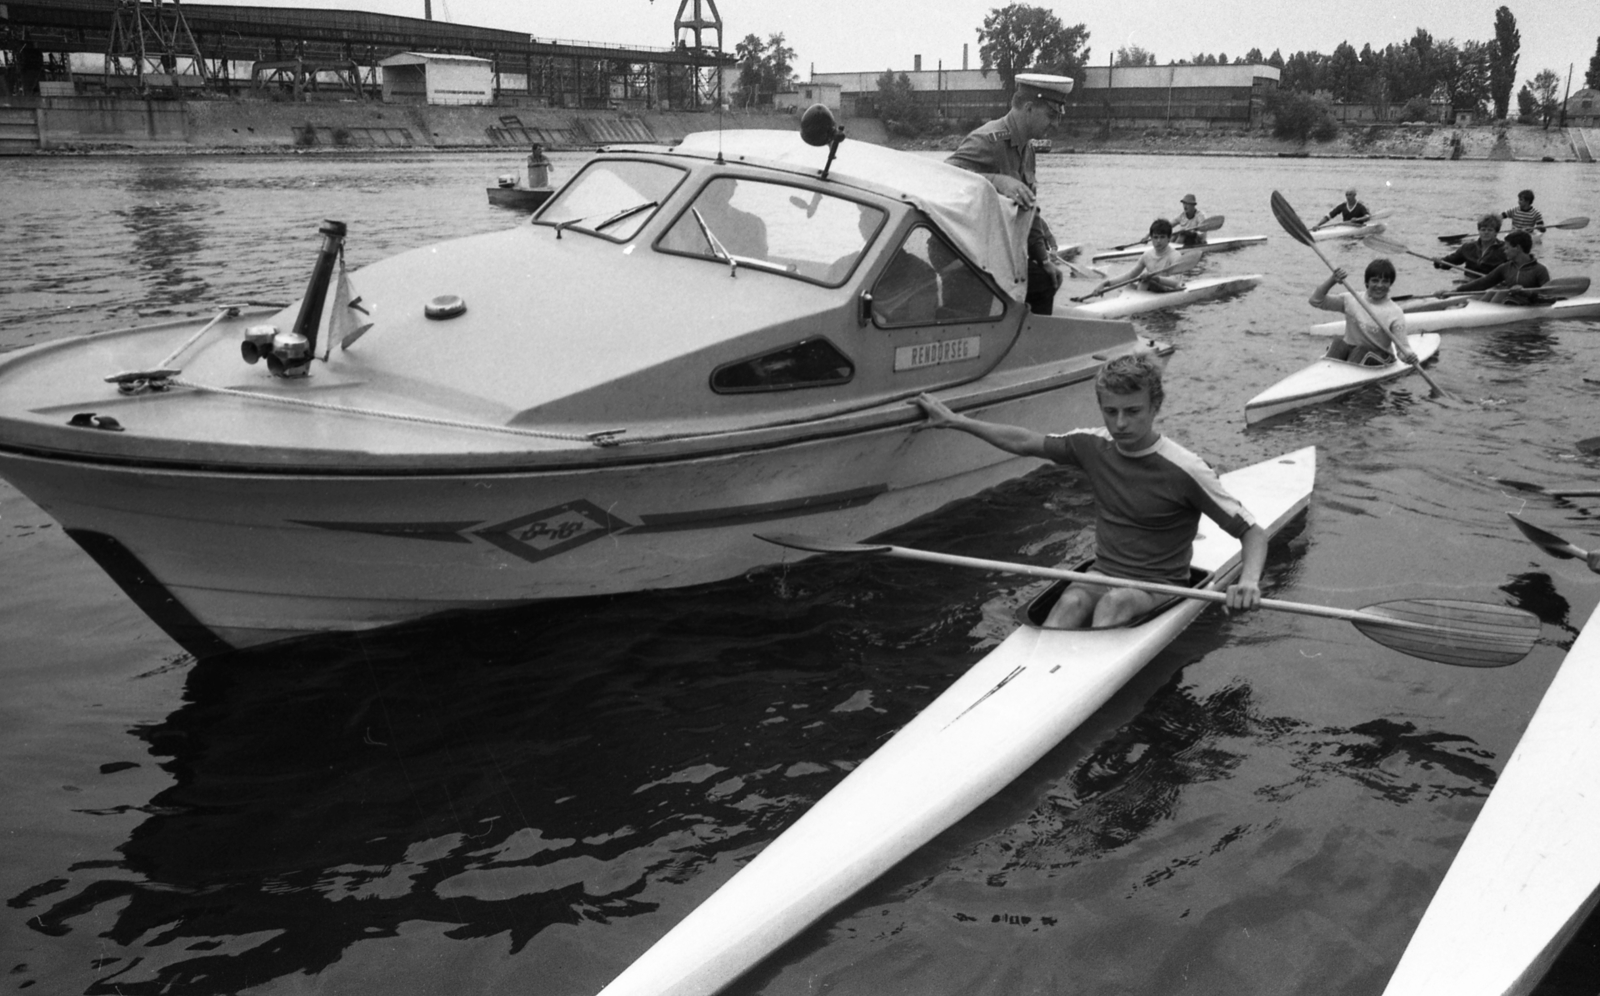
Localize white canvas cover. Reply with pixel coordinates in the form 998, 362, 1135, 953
675, 131, 1032, 301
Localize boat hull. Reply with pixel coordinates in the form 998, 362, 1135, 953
1062, 274, 1263, 319
1311, 221, 1386, 241
595, 447, 1317, 996
1311, 295, 1600, 334
1089, 234, 1268, 263
1381, 599, 1600, 996
1244, 334, 1441, 424
0, 368, 1132, 653
485, 185, 553, 210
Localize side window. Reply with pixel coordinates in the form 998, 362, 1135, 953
871, 228, 1004, 327
711, 338, 854, 393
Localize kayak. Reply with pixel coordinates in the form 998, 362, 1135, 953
1380, 597, 1600, 995
1244, 334, 1442, 424
594, 446, 1317, 996
1311, 220, 1386, 241
1310, 295, 1600, 334
1062, 274, 1263, 319
1090, 235, 1268, 263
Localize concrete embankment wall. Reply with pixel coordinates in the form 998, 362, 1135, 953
0, 96, 889, 153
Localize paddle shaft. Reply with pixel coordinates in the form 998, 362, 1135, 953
871, 543, 1457, 634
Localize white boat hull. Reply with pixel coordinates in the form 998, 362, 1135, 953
595, 447, 1317, 996
1381, 599, 1600, 995
1089, 235, 1268, 263
1311, 295, 1600, 334
1062, 274, 1263, 319
1244, 334, 1441, 424
1311, 221, 1386, 241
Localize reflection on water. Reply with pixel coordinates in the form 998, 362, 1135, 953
3, 150, 1600, 995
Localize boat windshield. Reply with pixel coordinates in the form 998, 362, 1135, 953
537, 160, 687, 242
658, 177, 886, 286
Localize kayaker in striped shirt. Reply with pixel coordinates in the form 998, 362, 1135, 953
1501, 189, 1546, 234
912, 354, 1267, 630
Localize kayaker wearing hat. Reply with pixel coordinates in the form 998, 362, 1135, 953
946, 72, 1074, 315
1313, 187, 1371, 231
1171, 194, 1208, 247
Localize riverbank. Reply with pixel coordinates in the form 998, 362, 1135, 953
897, 121, 1597, 162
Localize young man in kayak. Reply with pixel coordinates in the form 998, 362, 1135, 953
1312, 188, 1369, 230
1171, 194, 1208, 246
1501, 189, 1545, 235
1088, 219, 1186, 296
944, 73, 1073, 315
1450, 230, 1550, 303
911, 354, 1267, 629
1433, 214, 1507, 276
1309, 257, 1418, 367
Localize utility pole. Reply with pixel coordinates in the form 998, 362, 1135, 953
1561, 63, 1573, 128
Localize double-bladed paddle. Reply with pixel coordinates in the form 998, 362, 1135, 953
1438, 216, 1590, 245
1070, 248, 1202, 302
756, 533, 1539, 668
1361, 232, 1472, 274
1271, 190, 1451, 401
1112, 214, 1224, 251
1508, 514, 1594, 562
1312, 207, 1392, 231
1431, 276, 1591, 302
1050, 251, 1106, 281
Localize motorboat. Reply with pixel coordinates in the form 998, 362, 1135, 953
0, 108, 1160, 655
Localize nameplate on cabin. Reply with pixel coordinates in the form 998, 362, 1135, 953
895, 337, 980, 372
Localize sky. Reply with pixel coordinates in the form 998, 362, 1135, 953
197, 0, 1600, 87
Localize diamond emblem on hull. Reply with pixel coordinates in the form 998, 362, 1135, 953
474, 499, 628, 564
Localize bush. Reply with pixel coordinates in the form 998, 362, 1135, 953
1264, 89, 1340, 142
1398, 96, 1432, 123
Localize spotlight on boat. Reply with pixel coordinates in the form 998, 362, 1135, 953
240, 325, 277, 364
799, 103, 845, 180
264, 330, 311, 378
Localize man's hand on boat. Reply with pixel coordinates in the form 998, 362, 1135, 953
990, 174, 1035, 210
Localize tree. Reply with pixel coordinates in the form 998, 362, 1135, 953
1327, 41, 1364, 102
976, 4, 1091, 94
732, 32, 795, 108
1434, 39, 1492, 119
1264, 88, 1339, 142
1115, 45, 1157, 67
1529, 68, 1561, 128
875, 70, 930, 136
1243, 47, 1265, 65
1586, 36, 1600, 90
1489, 6, 1519, 119
1516, 82, 1537, 122
1266, 49, 1284, 69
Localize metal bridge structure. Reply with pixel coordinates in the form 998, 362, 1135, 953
1, 0, 733, 109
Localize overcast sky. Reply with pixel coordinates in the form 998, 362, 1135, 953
201, 0, 1599, 88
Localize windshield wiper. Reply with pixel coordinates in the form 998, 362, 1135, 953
593, 200, 658, 232
692, 207, 738, 277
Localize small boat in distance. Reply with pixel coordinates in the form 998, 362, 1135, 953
485, 142, 554, 210
594, 447, 1317, 996
0, 106, 1163, 655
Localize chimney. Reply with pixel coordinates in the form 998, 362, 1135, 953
914, 55, 922, 72
962, 45, 968, 71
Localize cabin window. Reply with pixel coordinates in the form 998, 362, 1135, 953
871, 227, 1004, 327
536, 159, 686, 242
711, 337, 855, 393
658, 177, 885, 286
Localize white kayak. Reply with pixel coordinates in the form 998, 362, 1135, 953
1061, 274, 1263, 319
1311, 295, 1600, 334
1244, 334, 1441, 424
1381, 597, 1600, 995
595, 447, 1318, 996
1090, 235, 1268, 263
1311, 220, 1386, 241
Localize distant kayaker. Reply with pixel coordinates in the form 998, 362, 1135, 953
1171, 194, 1208, 246
1450, 230, 1550, 303
1501, 189, 1545, 234
1312, 188, 1370, 231
911, 353, 1267, 629
945, 72, 1074, 315
1433, 214, 1507, 276
1310, 257, 1418, 367
1088, 219, 1186, 297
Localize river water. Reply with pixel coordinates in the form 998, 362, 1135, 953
2, 143, 1598, 995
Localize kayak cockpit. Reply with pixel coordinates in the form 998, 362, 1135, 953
1021, 564, 1211, 629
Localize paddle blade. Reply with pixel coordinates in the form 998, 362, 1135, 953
1552, 216, 1590, 231
756, 532, 892, 555
1507, 514, 1588, 560
1361, 233, 1408, 255
1354, 598, 1541, 667
1269, 191, 1316, 247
